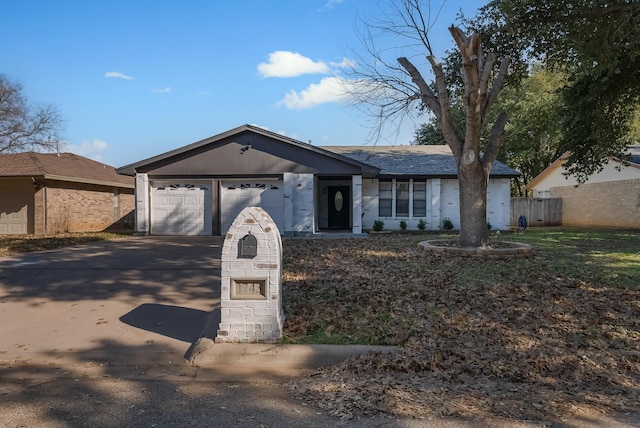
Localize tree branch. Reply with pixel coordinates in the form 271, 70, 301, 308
397, 57, 440, 118
482, 111, 509, 174
482, 57, 511, 117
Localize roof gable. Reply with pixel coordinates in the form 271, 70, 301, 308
0, 152, 133, 187
117, 124, 379, 177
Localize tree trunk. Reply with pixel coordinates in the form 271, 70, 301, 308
399, 26, 509, 248
457, 160, 489, 247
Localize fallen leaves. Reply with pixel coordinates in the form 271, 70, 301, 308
282, 233, 640, 422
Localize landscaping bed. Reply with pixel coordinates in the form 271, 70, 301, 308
282, 229, 640, 423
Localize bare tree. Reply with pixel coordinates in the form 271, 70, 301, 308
0, 74, 63, 154
348, 0, 510, 247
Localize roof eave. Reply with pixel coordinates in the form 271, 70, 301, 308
42, 174, 134, 189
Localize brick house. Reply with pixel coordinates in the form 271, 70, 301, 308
0, 152, 134, 234
526, 146, 640, 228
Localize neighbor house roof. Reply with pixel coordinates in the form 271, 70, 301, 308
325, 145, 520, 178
526, 146, 640, 190
0, 152, 134, 188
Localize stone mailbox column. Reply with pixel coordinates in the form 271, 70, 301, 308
217, 207, 285, 343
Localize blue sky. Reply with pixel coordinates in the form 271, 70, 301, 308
2, 1, 484, 168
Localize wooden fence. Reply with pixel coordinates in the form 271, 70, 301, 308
510, 198, 562, 227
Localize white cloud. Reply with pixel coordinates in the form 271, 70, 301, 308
277, 77, 354, 110
67, 138, 110, 161
330, 57, 355, 69
258, 51, 330, 78
152, 87, 171, 93
105, 71, 133, 80
323, 0, 345, 10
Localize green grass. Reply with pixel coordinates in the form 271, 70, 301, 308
502, 227, 640, 289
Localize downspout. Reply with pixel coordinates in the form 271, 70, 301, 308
31, 177, 47, 234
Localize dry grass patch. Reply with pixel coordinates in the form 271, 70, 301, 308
0, 232, 129, 257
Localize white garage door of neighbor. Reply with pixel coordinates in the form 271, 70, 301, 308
221, 181, 284, 234
151, 183, 212, 235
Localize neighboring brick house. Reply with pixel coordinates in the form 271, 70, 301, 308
0, 152, 134, 234
526, 146, 640, 228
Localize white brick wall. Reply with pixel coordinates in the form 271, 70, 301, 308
217, 207, 285, 343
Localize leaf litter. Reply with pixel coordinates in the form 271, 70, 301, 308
282, 234, 640, 423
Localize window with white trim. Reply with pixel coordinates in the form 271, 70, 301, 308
378, 180, 392, 217
396, 180, 409, 217
413, 181, 426, 217
378, 179, 428, 218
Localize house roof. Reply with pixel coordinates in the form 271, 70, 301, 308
0, 152, 134, 188
325, 145, 520, 178
117, 124, 379, 176
526, 146, 640, 190
623, 145, 640, 165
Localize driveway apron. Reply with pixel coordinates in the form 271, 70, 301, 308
0, 236, 222, 370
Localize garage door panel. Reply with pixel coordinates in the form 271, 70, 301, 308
0, 180, 30, 235
221, 181, 284, 234
151, 182, 212, 236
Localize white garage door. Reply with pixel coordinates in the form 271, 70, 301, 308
151, 182, 212, 235
221, 181, 284, 234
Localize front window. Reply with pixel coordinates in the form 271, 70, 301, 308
379, 180, 392, 217
396, 180, 409, 217
413, 181, 426, 217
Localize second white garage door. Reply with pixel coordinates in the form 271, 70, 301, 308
151, 182, 212, 235
221, 181, 284, 234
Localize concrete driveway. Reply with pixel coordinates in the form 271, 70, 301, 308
0, 236, 223, 371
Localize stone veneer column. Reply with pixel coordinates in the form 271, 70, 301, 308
135, 173, 149, 235
352, 175, 362, 234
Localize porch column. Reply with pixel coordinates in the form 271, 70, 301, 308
352, 175, 362, 234
135, 173, 150, 235
283, 173, 294, 236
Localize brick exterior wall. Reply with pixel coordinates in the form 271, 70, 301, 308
44, 181, 134, 233
33, 186, 46, 234
551, 178, 640, 229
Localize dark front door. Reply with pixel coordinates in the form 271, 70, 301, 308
328, 186, 350, 229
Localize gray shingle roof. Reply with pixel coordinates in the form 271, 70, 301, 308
324, 145, 520, 177
626, 146, 640, 165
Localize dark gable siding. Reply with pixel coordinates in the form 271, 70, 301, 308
138, 132, 364, 176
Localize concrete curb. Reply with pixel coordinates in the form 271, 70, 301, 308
188, 339, 398, 370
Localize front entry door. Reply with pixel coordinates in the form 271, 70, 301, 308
328, 186, 350, 229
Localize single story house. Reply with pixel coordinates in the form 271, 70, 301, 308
526, 146, 640, 228
0, 152, 135, 234
117, 124, 519, 236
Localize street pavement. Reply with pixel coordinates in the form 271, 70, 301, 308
1, 236, 637, 427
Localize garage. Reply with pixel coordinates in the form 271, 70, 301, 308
221, 180, 284, 234
151, 182, 212, 235
0, 179, 31, 235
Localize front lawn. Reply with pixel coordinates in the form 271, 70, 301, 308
283, 228, 640, 422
